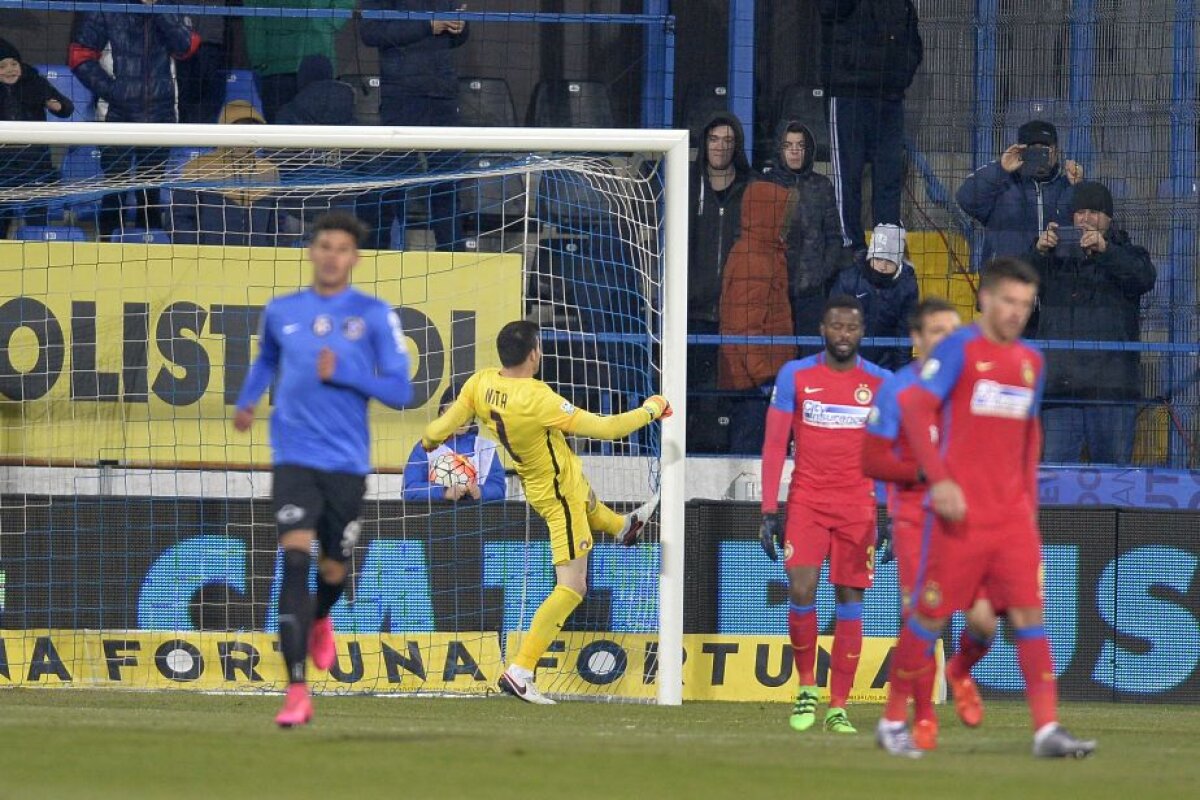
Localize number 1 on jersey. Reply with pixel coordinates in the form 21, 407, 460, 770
490, 409, 522, 463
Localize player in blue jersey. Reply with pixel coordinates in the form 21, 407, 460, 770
233, 211, 413, 728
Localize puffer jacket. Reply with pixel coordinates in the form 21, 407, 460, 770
1027, 227, 1156, 400
956, 159, 1075, 264
361, 0, 469, 101
761, 122, 848, 299
718, 181, 796, 390
69, 10, 198, 123
689, 112, 753, 327
819, 0, 923, 99
0, 52, 73, 187
831, 256, 918, 370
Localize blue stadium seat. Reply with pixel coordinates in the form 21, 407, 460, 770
526, 80, 614, 128
221, 70, 264, 117
37, 65, 96, 122
14, 225, 88, 242
106, 228, 171, 244
50, 146, 104, 220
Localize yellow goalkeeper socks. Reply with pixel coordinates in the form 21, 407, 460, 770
513, 585, 584, 671
586, 496, 625, 536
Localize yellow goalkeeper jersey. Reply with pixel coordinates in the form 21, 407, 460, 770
423, 369, 653, 513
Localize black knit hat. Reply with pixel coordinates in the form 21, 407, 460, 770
1071, 181, 1114, 217
1018, 119, 1058, 146
0, 38, 21, 64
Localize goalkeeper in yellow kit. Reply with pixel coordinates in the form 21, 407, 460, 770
422, 320, 671, 704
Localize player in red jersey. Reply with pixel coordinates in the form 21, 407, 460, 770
862, 297, 999, 751
875, 258, 1096, 759
760, 296, 890, 735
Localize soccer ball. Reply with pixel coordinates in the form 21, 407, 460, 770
429, 453, 478, 488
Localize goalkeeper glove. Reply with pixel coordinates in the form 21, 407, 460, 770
642, 395, 673, 421
759, 512, 784, 561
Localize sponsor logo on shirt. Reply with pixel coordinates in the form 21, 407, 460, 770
802, 400, 871, 429
970, 379, 1035, 419
312, 315, 333, 337
343, 316, 365, 341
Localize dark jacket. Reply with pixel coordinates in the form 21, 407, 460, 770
170, 188, 293, 248
402, 432, 506, 503
761, 122, 847, 300
956, 159, 1076, 264
1027, 228, 1156, 400
819, 0, 923, 99
361, 0, 469, 102
831, 256, 918, 370
718, 181, 795, 391
0, 53, 73, 186
69, 11, 198, 123
275, 55, 356, 125
688, 113, 753, 327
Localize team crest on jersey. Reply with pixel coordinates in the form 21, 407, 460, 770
343, 316, 365, 341
782, 542, 794, 561
921, 359, 941, 380
312, 315, 333, 337
854, 384, 873, 404
922, 581, 942, 610
1022, 359, 1036, 387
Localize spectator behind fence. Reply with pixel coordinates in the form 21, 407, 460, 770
957, 118, 1082, 268
170, 100, 292, 247
178, 0, 230, 124
360, 0, 469, 251
718, 181, 796, 455
687, 112, 752, 453
403, 385, 506, 503
761, 120, 848, 341
1028, 181, 1156, 465
243, 0, 354, 123
819, 0, 922, 252
0, 38, 73, 237
276, 55, 356, 125
831, 222, 917, 371
69, 6, 199, 235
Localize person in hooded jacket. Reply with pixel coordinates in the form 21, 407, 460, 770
761, 120, 848, 342
1028, 181, 1155, 465
0, 38, 73, 236
831, 222, 918, 371
275, 55, 356, 126
686, 112, 753, 453
718, 181, 797, 455
403, 384, 507, 503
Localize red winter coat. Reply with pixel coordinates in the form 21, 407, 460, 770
718, 181, 796, 390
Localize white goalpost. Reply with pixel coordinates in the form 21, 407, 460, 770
0, 121, 688, 705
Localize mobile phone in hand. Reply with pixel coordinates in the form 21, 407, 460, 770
1054, 225, 1084, 257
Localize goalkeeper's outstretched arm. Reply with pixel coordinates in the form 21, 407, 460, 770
555, 395, 672, 440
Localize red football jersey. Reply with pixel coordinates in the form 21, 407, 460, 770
764, 353, 889, 508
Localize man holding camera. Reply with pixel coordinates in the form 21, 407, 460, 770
957, 120, 1082, 267
1028, 181, 1156, 464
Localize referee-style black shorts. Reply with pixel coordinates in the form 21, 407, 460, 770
272, 465, 366, 562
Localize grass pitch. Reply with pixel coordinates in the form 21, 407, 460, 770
0, 691, 1197, 799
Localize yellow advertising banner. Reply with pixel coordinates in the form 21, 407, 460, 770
506, 632, 945, 703
0, 242, 522, 467
0, 630, 503, 694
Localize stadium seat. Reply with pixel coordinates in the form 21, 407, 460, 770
14, 225, 88, 242
680, 82, 730, 147
1158, 177, 1200, 199
459, 77, 518, 127
340, 74, 381, 126
37, 65, 96, 122
526, 80, 615, 128
106, 228, 171, 244
536, 234, 641, 335
535, 166, 614, 231
775, 83, 830, 162
1002, 97, 1073, 147
459, 156, 529, 234
51, 145, 104, 220
221, 70, 264, 117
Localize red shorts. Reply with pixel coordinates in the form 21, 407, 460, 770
913, 515, 1042, 619
891, 515, 925, 612
784, 501, 877, 589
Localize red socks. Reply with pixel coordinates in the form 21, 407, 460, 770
884, 616, 940, 723
948, 626, 992, 680
788, 602, 817, 686
1015, 626, 1058, 730
830, 602, 863, 708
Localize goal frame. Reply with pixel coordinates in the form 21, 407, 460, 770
0, 120, 690, 706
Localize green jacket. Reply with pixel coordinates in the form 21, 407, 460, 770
243, 0, 354, 76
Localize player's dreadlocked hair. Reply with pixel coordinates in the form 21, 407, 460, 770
980, 256, 1040, 291
497, 320, 542, 367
